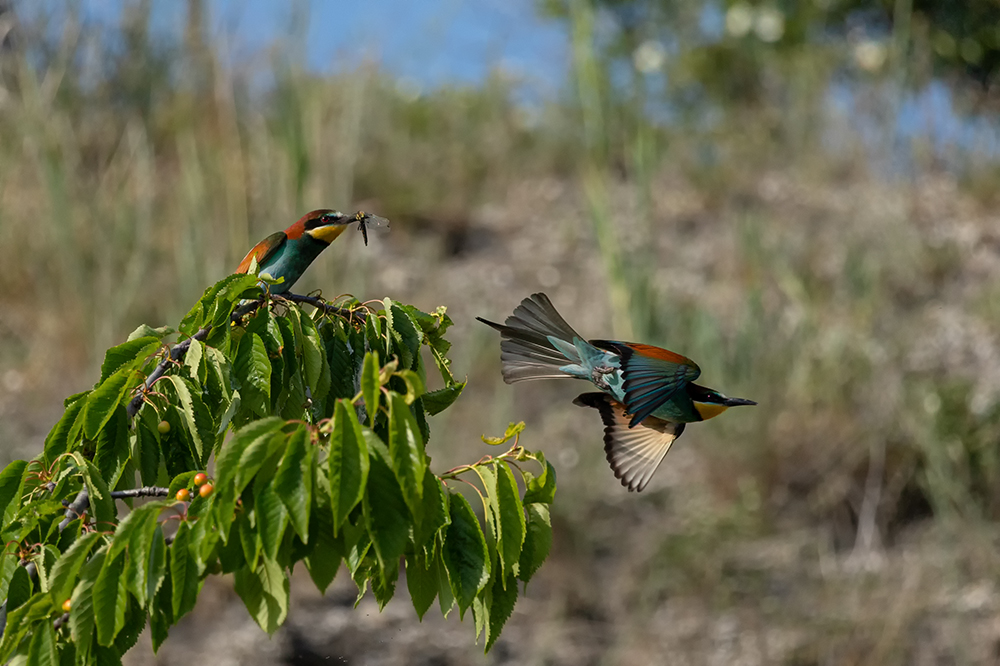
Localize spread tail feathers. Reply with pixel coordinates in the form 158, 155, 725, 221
574, 392, 685, 492
477, 293, 586, 383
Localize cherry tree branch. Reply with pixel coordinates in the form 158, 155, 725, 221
111, 486, 169, 499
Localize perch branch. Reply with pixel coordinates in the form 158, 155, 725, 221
281, 293, 366, 322
111, 486, 169, 499
56, 488, 90, 533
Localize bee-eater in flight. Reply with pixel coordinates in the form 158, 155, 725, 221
236, 209, 387, 293
478, 293, 756, 492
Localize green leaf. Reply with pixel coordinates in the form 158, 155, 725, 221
26, 619, 57, 666
233, 557, 289, 635
384, 300, 423, 370
112, 595, 147, 658
170, 522, 200, 620
106, 503, 159, 564
388, 392, 426, 522
522, 459, 557, 505
327, 400, 370, 534
146, 526, 167, 606
127, 324, 174, 342
255, 482, 289, 562
0, 460, 28, 519
70, 545, 107, 661
484, 571, 518, 653
324, 323, 363, 401
370, 558, 398, 610
343, 519, 371, 576
234, 333, 271, 416
496, 464, 526, 581
392, 370, 425, 405
474, 464, 499, 532
43, 396, 86, 463
443, 492, 490, 617
163, 376, 213, 465
365, 315, 385, 363
240, 510, 262, 571
94, 553, 126, 647
414, 470, 450, 551
80, 459, 116, 530
149, 566, 173, 653
219, 273, 264, 311
405, 550, 438, 620
363, 443, 410, 569
136, 420, 160, 487
6, 565, 31, 612
215, 417, 285, 490
360, 351, 380, 426
183, 337, 205, 384
180, 273, 260, 336
0, 593, 46, 663
298, 311, 328, 402
436, 551, 455, 618
481, 421, 526, 446
123, 508, 159, 608
517, 503, 552, 584
274, 427, 313, 542
83, 367, 136, 440
422, 382, 465, 416
94, 405, 129, 489
48, 531, 100, 608
303, 494, 343, 594
99, 337, 159, 384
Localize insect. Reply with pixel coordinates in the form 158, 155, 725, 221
353, 211, 390, 246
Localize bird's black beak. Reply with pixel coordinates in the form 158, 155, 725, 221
724, 397, 757, 407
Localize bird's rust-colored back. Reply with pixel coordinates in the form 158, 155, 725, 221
235, 210, 335, 274
623, 343, 698, 368
236, 231, 286, 274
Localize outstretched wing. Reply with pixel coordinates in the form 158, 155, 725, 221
236, 231, 287, 274
590, 340, 700, 427
574, 392, 685, 492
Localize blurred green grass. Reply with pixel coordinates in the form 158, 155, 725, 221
4, 2, 1000, 663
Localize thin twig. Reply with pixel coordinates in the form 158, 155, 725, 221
125, 326, 210, 418
282, 293, 366, 322
53, 612, 70, 630
110, 486, 169, 499
125, 299, 265, 420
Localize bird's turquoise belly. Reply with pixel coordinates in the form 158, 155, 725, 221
259, 245, 323, 293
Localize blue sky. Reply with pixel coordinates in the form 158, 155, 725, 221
65, 0, 570, 92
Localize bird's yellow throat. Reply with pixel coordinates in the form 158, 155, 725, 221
306, 224, 348, 244
694, 401, 729, 421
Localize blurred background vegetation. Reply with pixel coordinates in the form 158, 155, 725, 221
2, 0, 1000, 663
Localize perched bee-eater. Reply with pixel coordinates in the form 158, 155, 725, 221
478, 293, 756, 492
236, 209, 386, 293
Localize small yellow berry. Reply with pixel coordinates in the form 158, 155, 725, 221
193, 473, 208, 486
175, 489, 190, 502
62, 599, 72, 612
199, 483, 214, 498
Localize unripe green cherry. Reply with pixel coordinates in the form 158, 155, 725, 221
157, 420, 171, 434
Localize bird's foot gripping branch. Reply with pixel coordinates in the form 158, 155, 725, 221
0, 275, 555, 663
